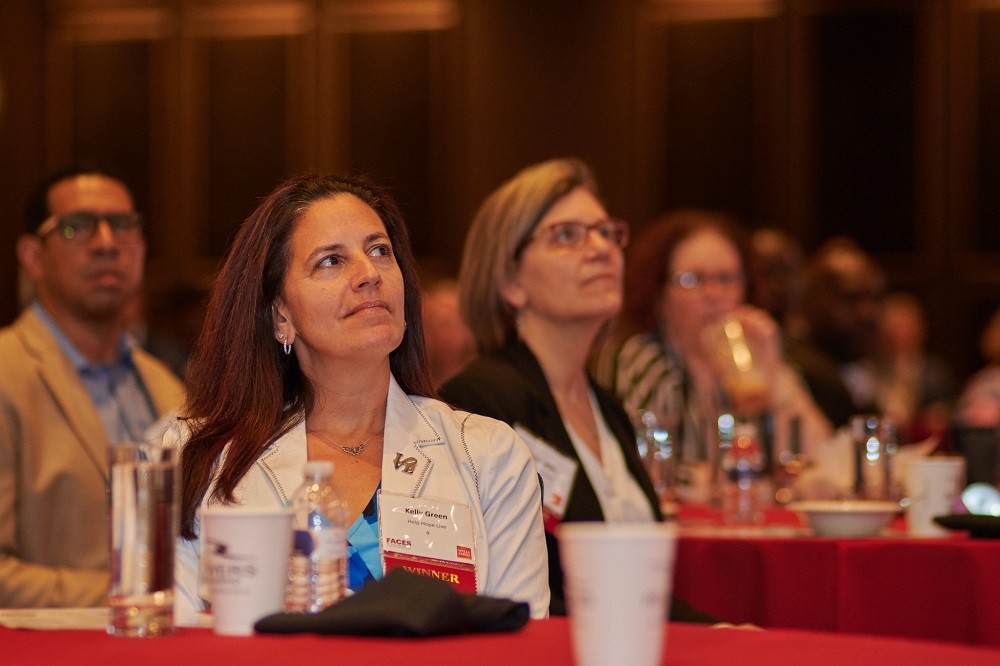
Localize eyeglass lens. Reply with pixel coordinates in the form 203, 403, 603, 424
544, 220, 628, 248
55, 211, 142, 241
673, 271, 744, 289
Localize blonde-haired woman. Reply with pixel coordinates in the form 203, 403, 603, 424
441, 158, 712, 622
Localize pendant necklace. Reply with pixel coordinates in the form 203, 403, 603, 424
309, 428, 384, 456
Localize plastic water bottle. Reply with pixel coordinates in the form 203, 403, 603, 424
285, 461, 348, 612
720, 419, 767, 525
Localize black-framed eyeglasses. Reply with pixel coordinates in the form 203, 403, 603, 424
521, 219, 630, 253
35, 211, 144, 244
670, 270, 745, 290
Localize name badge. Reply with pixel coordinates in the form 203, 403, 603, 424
515, 424, 578, 532
378, 491, 477, 593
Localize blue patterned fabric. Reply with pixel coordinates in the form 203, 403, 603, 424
346, 488, 382, 591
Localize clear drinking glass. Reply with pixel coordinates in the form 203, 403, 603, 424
634, 410, 676, 509
108, 443, 179, 637
850, 414, 899, 501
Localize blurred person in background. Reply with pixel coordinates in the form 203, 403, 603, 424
441, 159, 713, 622
955, 307, 1000, 428
0, 165, 184, 607
867, 292, 954, 442
420, 274, 475, 388
748, 228, 806, 338
785, 238, 886, 428
144, 280, 211, 380
593, 210, 831, 487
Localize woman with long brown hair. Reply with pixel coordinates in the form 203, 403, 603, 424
170, 172, 548, 622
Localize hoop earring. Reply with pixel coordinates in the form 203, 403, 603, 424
277, 332, 292, 356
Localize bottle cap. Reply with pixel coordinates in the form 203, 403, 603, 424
303, 460, 334, 478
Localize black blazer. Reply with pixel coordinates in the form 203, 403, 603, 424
442, 339, 715, 622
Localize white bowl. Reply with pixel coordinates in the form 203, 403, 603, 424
790, 500, 900, 537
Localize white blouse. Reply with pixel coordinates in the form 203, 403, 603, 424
566, 391, 656, 523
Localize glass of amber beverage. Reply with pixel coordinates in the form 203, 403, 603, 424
702, 316, 770, 416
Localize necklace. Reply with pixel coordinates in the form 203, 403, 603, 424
309, 428, 384, 456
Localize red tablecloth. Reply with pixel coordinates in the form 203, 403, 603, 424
4, 618, 1000, 665
673, 506, 1000, 646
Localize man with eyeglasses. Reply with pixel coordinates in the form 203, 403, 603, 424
0, 165, 184, 607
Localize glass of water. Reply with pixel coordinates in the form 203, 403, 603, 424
634, 410, 677, 509
850, 414, 899, 501
107, 443, 179, 637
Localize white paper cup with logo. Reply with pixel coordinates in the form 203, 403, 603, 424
558, 523, 677, 666
200, 507, 293, 635
904, 457, 966, 537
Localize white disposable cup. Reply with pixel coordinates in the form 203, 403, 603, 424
558, 523, 677, 666
904, 457, 966, 537
200, 508, 293, 635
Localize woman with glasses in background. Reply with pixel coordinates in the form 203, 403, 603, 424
441, 159, 712, 622
592, 210, 831, 502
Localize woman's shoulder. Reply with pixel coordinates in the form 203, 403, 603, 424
439, 353, 541, 415
409, 393, 526, 455
445, 353, 526, 387
162, 416, 196, 447
594, 330, 678, 399
411, 392, 513, 430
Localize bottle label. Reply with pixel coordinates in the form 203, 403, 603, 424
312, 524, 345, 558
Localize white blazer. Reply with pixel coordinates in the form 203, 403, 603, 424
171, 375, 550, 622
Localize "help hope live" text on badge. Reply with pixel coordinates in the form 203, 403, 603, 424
378, 492, 478, 592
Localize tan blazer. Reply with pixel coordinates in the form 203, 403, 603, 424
0, 308, 185, 607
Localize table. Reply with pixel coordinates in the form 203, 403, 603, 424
672, 505, 1000, 646
4, 617, 1000, 666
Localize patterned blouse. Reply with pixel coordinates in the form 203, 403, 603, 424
346, 488, 382, 591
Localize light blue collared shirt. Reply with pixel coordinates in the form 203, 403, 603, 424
33, 302, 157, 443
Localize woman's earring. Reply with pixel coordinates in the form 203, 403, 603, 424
277, 332, 292, 356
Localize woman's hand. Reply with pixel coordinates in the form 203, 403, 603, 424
728, 304, 782, 376
702, 305, 782, 415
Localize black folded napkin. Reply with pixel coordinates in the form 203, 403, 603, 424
253, 569, 530, 637
934, 513, 1000, 539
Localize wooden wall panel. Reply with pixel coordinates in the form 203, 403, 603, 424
635, 2, 786, 229
813, 10, 916, 253
1, 0, 999, 383
71, 41, 152, 223
204, 37, 289, 256
347, 31, 434, 255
